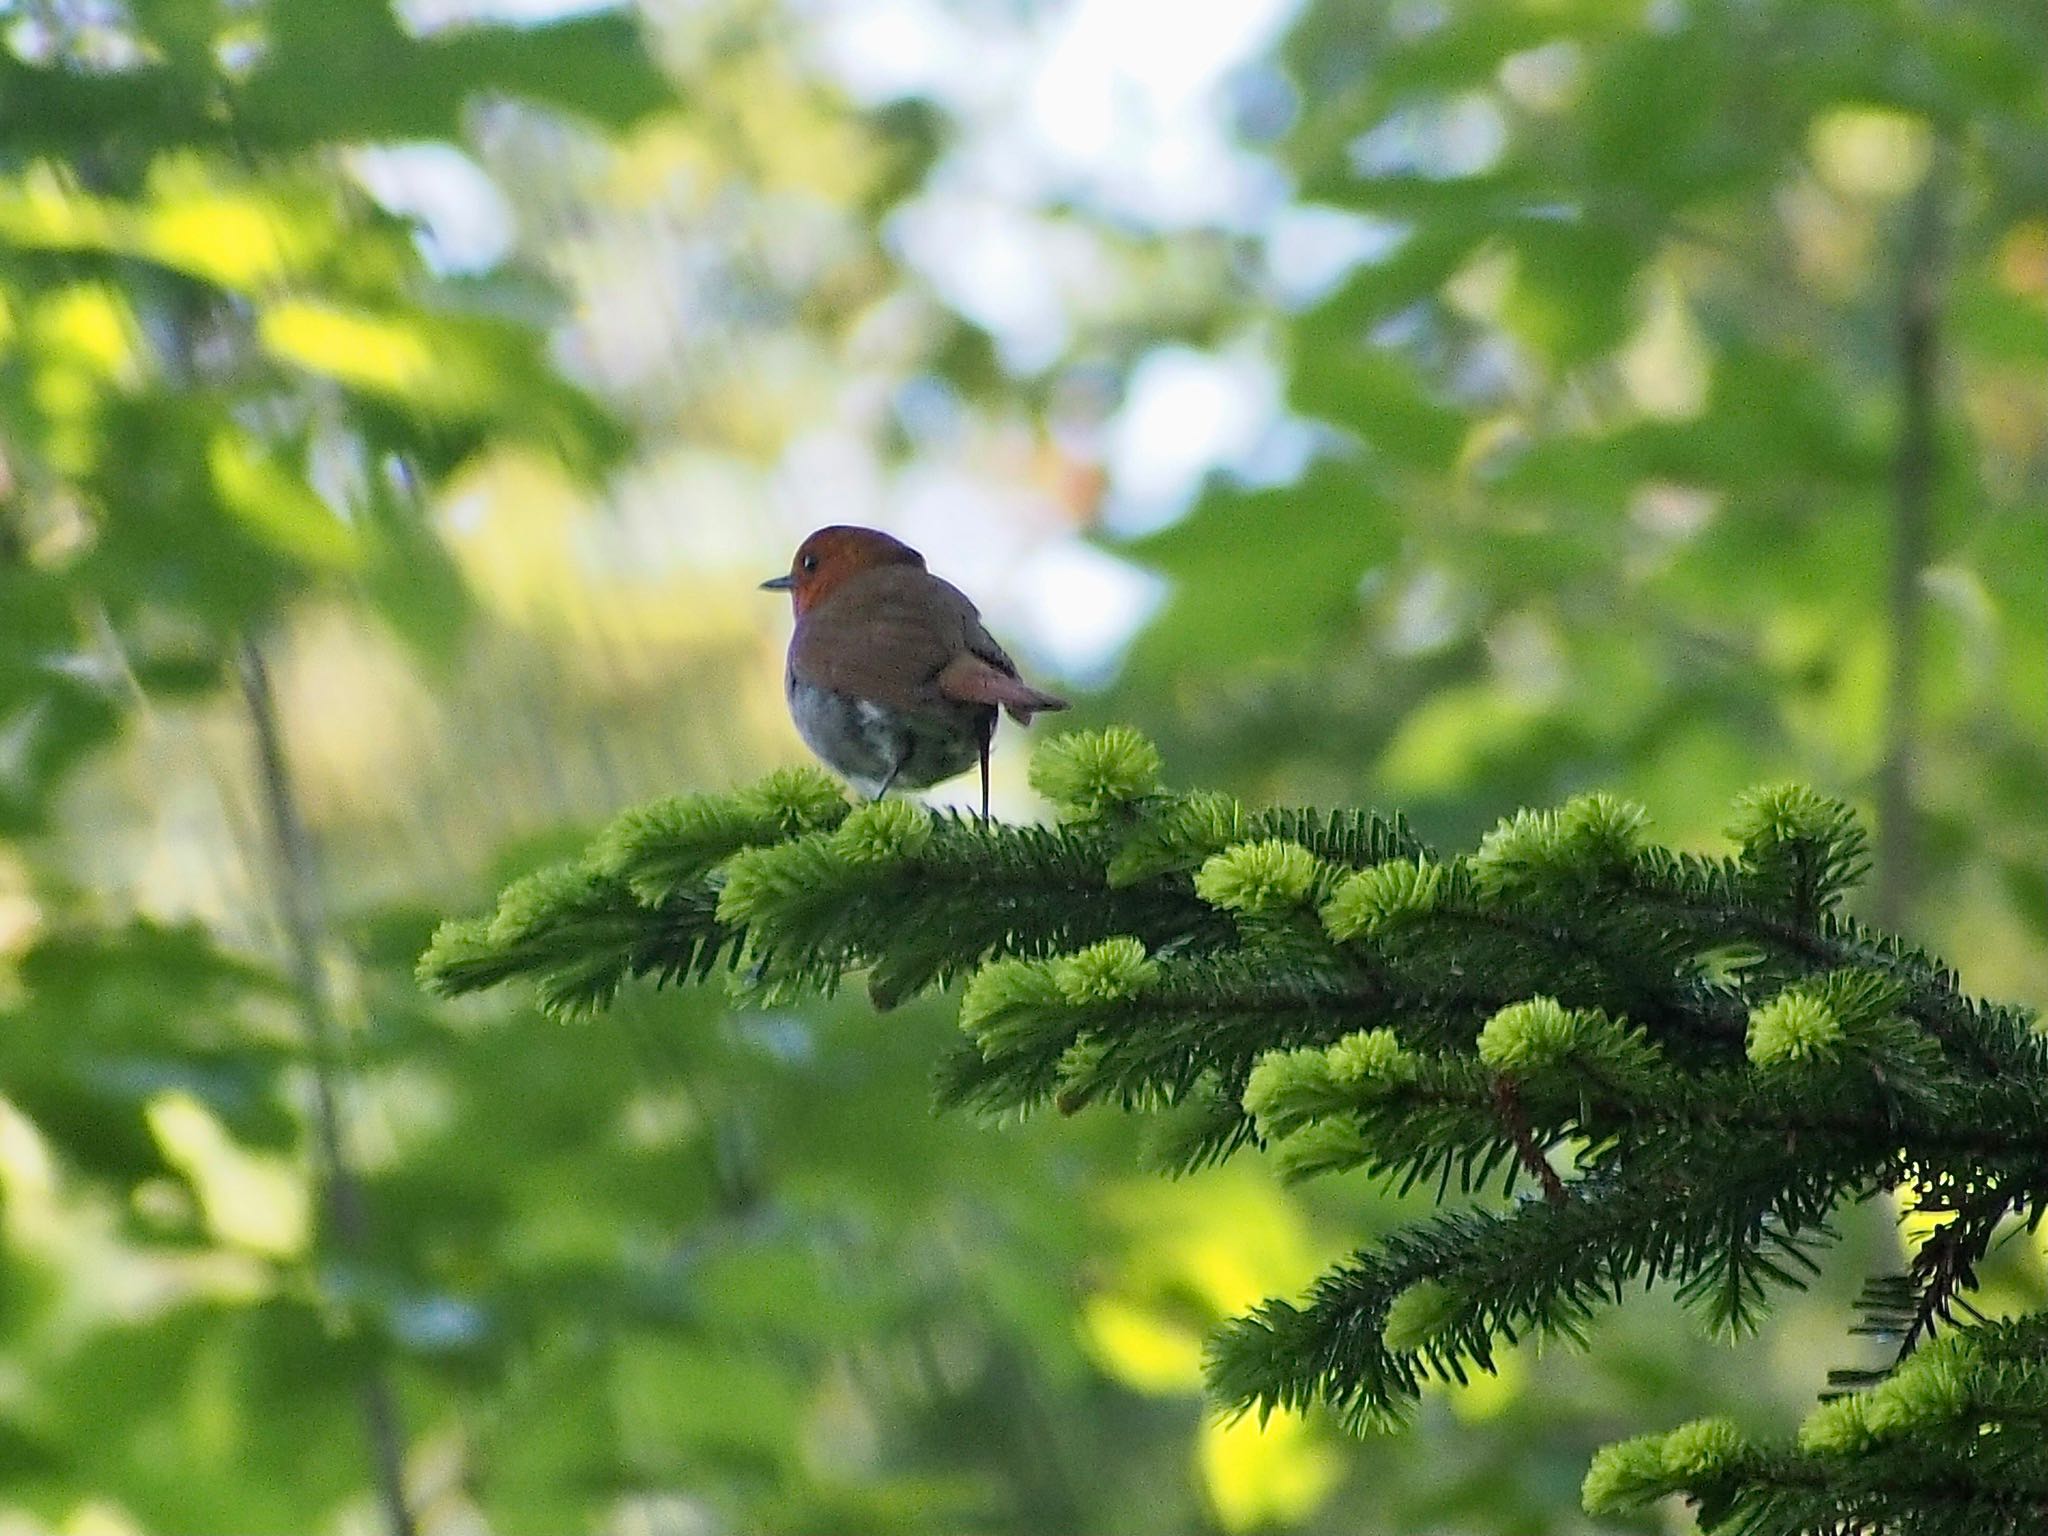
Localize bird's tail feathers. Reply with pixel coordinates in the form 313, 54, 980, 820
937, 655, 1070, 724
1000, 683, 1069, 725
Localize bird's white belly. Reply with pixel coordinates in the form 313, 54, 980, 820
786, 676, 984, 797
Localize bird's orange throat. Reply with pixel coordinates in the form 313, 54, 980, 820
777, 526, 927, 615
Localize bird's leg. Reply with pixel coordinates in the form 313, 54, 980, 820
977, 716, 994, 823
875, 753, 906, 800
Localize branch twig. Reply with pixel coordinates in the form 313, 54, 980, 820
1492, 1078, 1569, 1206
1896, 1193, 2005, 1364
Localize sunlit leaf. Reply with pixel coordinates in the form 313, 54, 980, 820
1198, 1409, 1344, 1533
208, 431, 362, 571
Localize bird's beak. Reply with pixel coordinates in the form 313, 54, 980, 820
759, 575, 794, 591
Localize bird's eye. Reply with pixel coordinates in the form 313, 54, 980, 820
800, 552, 819, 573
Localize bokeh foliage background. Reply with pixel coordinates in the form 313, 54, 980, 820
0, 0, 2043, 1532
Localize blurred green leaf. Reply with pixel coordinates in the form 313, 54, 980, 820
239, 1, 673, 145
1119, 460, 1396, 677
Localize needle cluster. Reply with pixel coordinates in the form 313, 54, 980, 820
420, 729, 2048, 1536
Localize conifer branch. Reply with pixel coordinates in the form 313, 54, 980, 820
420, 730, 2048, 1536
1893, 1189, 2012, 1362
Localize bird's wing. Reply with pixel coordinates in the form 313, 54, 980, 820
945, 600, 1068, 723
790, 567, 989, 712
793, 567, 1070, 723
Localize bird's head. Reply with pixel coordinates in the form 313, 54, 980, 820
761, 526, 926, 615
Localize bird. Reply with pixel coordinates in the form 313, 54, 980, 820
761, 526, 1068, 820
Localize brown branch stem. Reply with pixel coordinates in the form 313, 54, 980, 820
1492, 1078, 1569, 1206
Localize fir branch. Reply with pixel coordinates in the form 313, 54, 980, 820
1891, 1189, 2013, 1363
721, 810, 1248, 1005
423, 729, 2048, 1536
951, 948, 1395, 1120
1592, 1318, 2048, 1535
1209, 1181, 1684, 1429
420, 870, 736, 1019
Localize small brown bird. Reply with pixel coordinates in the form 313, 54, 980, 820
762, 526, 1068, 818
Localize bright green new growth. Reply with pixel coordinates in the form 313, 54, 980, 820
1265, 1116, 1375, 1182
1794, 1387, 1873, 1455
1194, 839, 1321, 915
746, 764, 861, 827
1658, 1415, 1748, 1476
1055, 936, 1158, 1003
592, 765, 849, 901
1475, 997, 1577, 1071
1244, 1030, 1420, 1147
1327, 1028, 1419, 1088
1471, 791, 1646, 895
959, 957, 1065, 1047
1580, 1315, 2048, 1530
488, 864, 599, 947
716, 841, 821, 925
1582, 1416, 1749, 1515
1557, 791, 1651, 865
1320, 858, 1446, 941
1579, 1431, 1673, 1516
1242, 1048, 1334, 1124
1028, 725, 1163, 816
1727, 782, 1871, 919
1476, 998, 1663, 1081
1106, 790, 1247, 885
833, 797, 936, 863
1798, 1328, 2003, 1454
1729, 782, 1857, 854
422, 729, 2048, 1536
1746, 989, 1843, 1066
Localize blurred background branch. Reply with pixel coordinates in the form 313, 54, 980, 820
240, 638, 417, 1536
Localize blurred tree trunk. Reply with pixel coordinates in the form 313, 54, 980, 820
1877, 163, 1948, 930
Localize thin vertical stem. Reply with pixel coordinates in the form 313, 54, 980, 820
238, 639, 417, 1536
1876, 164, 1946, 931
